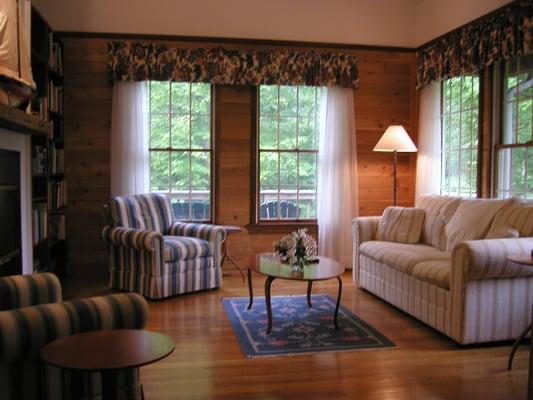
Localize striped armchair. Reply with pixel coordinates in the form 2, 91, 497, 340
0, 273, 149, 400
102, 193, 226, 299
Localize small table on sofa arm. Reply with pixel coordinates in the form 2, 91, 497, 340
40, 329, 175, 400
220, 225, 245, 281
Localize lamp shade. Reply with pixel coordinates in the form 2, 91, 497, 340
373, 125, 417, 153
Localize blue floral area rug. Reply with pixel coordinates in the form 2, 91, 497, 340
223, 295, 394, 358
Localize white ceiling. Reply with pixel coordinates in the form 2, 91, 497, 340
31, 0, 511, 48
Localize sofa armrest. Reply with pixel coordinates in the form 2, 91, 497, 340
352, 216, 380, 245
0, 273, 62, 311
351, 216, 381, 283
102, 226, 163, 252
0, 293, 149, 363
452, 237, 533, 281
169, 221, 226, 243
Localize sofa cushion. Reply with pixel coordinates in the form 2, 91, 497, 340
376, 207, 425, 244
486, 201, 533, 238
359, 241, 450, 275
411, 260, 451, 290
416, 195, 461, 251
445, 198, 513, 251
163, 236, 213, 262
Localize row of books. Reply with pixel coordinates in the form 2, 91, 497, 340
49, 147, 64, 175
32, 204, 47, 245
32, 146, 65, 175
49, 180, 67, 210
49, 36, 63, 75
48, 81, 63, 114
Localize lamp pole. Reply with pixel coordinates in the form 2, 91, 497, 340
393, 150, 397, 206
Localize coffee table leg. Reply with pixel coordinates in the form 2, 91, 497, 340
508, 323, 532, 370
334, 276, 343, 330
307, 281, 313, 307
265, 276, 276, 334
247, 269, 253, 310
101, 370, 119, 400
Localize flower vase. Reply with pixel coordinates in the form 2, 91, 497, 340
291, 259, 306, 272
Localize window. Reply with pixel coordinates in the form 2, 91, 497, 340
496, 54, 533, 200
440, 76, 480, 197
256, 85, 323, 222
148, 81, 213, 221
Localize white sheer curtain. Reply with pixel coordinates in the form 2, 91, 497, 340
317, 87, 358, 268
110, 81, 149, 197
415, 81, 441, 198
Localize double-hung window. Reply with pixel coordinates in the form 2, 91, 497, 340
256, 85, 323, 222
496, 54, 533, 200
148, 81, 213, 221
440, 76, 480, 197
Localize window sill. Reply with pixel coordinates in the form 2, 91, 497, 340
246, 222, 318, 234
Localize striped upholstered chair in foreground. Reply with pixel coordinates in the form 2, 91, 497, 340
102, 193, 226, 299
0, 273, 149, 400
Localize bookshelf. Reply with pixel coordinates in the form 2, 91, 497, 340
30, 7, 66, 277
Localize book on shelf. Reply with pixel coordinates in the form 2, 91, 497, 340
49, 36, 63, 75
32, 204, 48, 244
48, 146, 64, 174
48, 180, 67, 210
48, 81, 62, 114
32, 145, 47, 175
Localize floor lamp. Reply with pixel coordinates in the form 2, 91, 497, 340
373, 125, 417, 205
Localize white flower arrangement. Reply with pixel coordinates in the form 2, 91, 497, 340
273, 229, 318, 266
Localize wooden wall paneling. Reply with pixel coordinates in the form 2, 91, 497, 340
61, 36, 417, 276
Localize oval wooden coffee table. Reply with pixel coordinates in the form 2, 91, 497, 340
246, 253, 345, 334
40, 329, 175, 399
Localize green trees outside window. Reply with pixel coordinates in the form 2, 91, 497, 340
440, 76, 480, 197
497, 54, 533, 200
148, 81, 212, 221
258, 85, 323, 221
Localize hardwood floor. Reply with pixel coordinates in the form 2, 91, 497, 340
63, 268, 529, 400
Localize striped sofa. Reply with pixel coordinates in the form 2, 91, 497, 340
0, 273, 149, 400
353, 195, 533, 344
102, 193, 226, 299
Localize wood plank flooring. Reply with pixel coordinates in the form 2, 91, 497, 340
63, 268, 529, 400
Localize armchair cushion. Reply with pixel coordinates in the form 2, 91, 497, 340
163, 236, 213, 262
376, 206, 425, 244
0, 273, 62, 311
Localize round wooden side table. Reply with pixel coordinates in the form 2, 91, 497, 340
220, 225, 245, 281
40, 329, 175, 400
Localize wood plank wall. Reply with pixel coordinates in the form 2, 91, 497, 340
62, 37, 417, 278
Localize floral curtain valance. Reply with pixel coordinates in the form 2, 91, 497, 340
107, 41, 359, 89
416, 0, 533, 88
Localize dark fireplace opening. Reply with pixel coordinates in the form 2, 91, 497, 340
0, 149, 21, 276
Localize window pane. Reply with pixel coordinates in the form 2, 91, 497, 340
191, 115, 210, 149
150, 151, 169, 191
150, 82, 170, 114
191, 152, 210, 191
150, 114, 170, 148
171, 83, 190, 114
149, 82, 212, 221
171, 115, 189, 148
259, 115, 278, 149
258, 85, 321, 221
440, 76, 479, 197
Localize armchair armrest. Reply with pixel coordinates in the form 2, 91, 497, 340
169, 221, 226, 242
0, 273, 62, 311
452, 237, 533, 281
102, 226, 163, 252
0, 293, 149, 363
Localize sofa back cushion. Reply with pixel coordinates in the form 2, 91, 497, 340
376, 206, 425, 244
109, 193, 174, 233
444, 198, 513, 251
486, 201, 533, 238
416, 195, 461, 250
